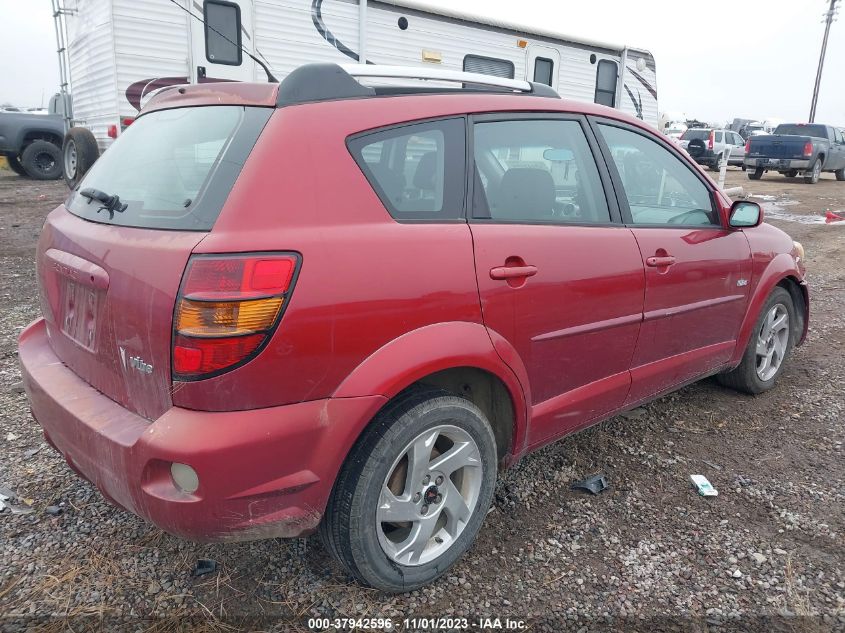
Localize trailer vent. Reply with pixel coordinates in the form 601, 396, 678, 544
463, 55, 515, 79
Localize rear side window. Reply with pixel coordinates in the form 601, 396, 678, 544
471, 119, 610, 224
348, 118, 466, 221
463, 55, 515, 79
594, 60, 618, 107
66, 106, 271, 230
205, 0, 242, 66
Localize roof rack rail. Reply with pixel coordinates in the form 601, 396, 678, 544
276, 63, 559, 107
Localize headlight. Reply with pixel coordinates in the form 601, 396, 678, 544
793, 241, 805, 261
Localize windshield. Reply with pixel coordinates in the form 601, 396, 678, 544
773, 124, 827, 139
66, 106, 271, 230
681, 129, 710, 140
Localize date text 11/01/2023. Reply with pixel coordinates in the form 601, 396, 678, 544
306, 617, 529, 630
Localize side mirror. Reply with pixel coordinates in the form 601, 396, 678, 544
729, 200, 763, 228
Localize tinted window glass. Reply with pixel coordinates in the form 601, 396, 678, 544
598, 124, 717, 226
348, 118, 465, 221
595, 60, 618, 107
681, 129, 710, 141
66, 106, 270, 230
715, 132, 723, 142
773, 124, 827, 138
472, 119, 610, 224
533, 58, 554, 86
463, 55, 515, 79
205, 0, 242, 66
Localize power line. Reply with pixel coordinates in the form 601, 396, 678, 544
809, 0, 840, 122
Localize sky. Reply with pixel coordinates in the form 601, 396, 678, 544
1, 0, 843, 125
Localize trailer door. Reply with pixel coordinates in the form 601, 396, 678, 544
526, 45, 560, 91
190, 0, 256, 83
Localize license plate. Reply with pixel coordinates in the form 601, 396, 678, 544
61, 280, 99, 351
760, 158, 788, 168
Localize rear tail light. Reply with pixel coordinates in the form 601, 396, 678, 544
107, 124, 118, 139
120, 117, 135, 131
803, 141, 813, 157
172, 253, 300, 380
745, 140, 751, 154
707, 130, 714, 151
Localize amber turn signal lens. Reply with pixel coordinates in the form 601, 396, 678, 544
176, 297, 283, 336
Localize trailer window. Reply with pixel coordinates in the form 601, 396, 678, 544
533, 58, 554, 86
204, 0, 242, 66
463, 55, 515, 79
594, 60, 618, 107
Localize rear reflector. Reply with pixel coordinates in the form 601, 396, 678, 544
172, 253, 299, 380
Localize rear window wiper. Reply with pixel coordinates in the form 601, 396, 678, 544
80, 188, 128, 219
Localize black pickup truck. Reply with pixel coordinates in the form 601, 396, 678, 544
0, 110, 65, 180
744, 123, 845, 184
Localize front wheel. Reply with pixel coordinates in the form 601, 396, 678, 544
20, 140, 62, 180
320, 389, 498, 592
718, 287, 796, 394
803, 159, 821, 184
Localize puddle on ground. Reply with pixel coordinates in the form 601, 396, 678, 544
747, 195, 844, 225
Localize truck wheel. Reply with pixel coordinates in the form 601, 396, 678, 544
785, 169, 798, 178
803, 159, 821, 184
4, 153, 28, 177
836, 167, 845, 181
320, 388, 497, 592
20, 140, 62, 180
748, 167, 763, 180
717, 287, 796, 395
63, 127, 99, 189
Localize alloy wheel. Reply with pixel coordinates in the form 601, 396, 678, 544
756, 304, 789, 381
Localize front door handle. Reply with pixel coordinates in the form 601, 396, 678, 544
490, 265, 538, 280
646, 255, 676, 267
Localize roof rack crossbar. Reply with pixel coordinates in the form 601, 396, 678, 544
276, 63, 559, 107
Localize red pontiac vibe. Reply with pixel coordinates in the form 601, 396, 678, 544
19, 64, 808, 592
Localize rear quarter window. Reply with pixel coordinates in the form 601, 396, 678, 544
66, 106, 271, 230
347, 118, 466, 221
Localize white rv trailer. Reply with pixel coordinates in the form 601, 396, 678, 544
55, 0, 658, 149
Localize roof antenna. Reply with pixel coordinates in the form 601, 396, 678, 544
167, 0, 278, 83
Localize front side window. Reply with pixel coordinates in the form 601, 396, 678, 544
472, 119, 610, 224
463, 55, 515, 79
348, 118, 465, 221
205, 0, 242, 66
597, 124, 718, 227
595, 60, 618, 107
533, 58, 554, 86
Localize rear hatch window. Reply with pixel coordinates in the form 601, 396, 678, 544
773, 124, 827, 139
66, 105, 271, 230
681, 129, 710, 140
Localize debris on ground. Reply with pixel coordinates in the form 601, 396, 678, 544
9, 381, 25, 394
44, 505, 63, 516
825, 210, 844, 223
690, 474, 718, 497
571, 473, 609, 495
5, 432, 18, 442
192, 559, 218, 577
22, 446, 43, 459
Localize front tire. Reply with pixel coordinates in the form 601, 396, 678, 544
320, 388, 497, 592
803, 158, 821, 184
4, 153, 28, 177
20, 140, 62, 180
718, 287, 796, 394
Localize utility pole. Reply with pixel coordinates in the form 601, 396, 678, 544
809, 0, 840, 122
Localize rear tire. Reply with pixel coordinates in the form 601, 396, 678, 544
320, 388, 497, 592
748, 167, 763, 180
803, 159, 821, 184
63, 127, 100, 189
835, 167, 845, 181
4, 153, 28, 177
20, 140, 62, 180
717, 287, 796, 395
786, 169, 798, 178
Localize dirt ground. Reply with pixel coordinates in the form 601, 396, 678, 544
0, 167, 843, 632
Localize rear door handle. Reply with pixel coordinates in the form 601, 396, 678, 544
490, 265, 538, 280
645, 255, 676, 267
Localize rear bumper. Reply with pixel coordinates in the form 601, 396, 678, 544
744, 158, 812, 170
19, 318, 386, 542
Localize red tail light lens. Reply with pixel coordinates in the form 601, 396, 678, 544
707, 130, 714, 151
120, 117, 135, 131
172, 253, 299, 380
107, 124, 118, 139
803, 142, 813, 157
745, 140, 751, 154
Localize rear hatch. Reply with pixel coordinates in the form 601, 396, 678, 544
37, 105, 271, 420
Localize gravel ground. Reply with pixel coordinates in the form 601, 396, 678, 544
0, 168, 843, 632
